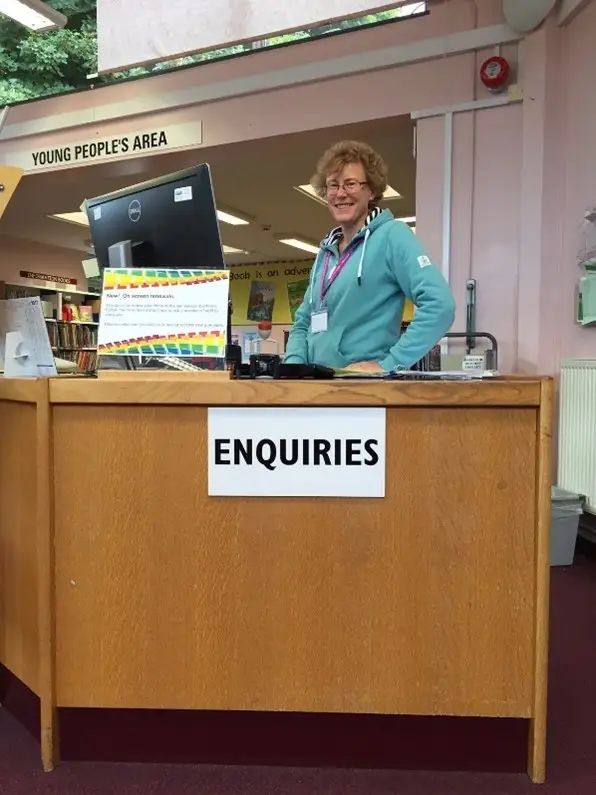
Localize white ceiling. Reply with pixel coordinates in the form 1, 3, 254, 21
0, 115, 416, 265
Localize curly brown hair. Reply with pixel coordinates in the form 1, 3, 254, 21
311, 140, 389, 203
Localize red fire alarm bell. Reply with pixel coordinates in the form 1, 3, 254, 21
479, 56, 510, 92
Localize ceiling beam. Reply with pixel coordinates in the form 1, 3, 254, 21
0, 23, 522, 143
558, 0, 593, 25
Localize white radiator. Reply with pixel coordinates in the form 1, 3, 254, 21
558, 359, 596, 514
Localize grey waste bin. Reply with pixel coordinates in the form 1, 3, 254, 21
551, 486, 585, 566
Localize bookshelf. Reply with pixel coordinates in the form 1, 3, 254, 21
3, 282, 101, 373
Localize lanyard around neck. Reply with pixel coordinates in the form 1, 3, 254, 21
320, 238, 361, 301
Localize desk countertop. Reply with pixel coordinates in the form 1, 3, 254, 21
0, 373, 550, 407
40, 373, 549, 407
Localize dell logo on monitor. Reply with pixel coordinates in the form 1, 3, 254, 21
128, 199, 142, 223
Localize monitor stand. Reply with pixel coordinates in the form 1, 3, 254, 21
107, 239, 154, 268
226, 297, 242, 376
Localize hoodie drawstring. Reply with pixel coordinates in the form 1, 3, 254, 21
356, 228, 371, 286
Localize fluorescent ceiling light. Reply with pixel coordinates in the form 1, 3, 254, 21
53, 209, 251, 231
50, 211, 89, 227
293, 185, 326, 206
383, 185, 402, 200
222, 245, 247, 254
278, 237, 320, 255
295, 183, 402, 203
217, 209, 249, 226
0, 0, 67, 31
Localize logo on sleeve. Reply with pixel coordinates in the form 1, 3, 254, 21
417, 255, 432, 268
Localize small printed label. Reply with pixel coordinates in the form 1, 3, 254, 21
462, 355, 485, 372
93, 207, 101, 220
174, 186, 193, 203
417, 255, 431, 268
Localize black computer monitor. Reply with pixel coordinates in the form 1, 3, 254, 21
85, 163, 225, 271
86, 162, 239, 362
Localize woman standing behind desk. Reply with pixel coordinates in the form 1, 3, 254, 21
284, 141, 455, 373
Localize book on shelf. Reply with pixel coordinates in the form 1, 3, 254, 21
61, 301, 96, 322
58, 349, 98, 373
45, 321, 98, 350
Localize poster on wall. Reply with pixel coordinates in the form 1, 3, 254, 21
247, 280, 277, 322
230, 262, 312, 326
242, 330, 260, 359
97, 268, 229, 357
229, 262, 414, 325
286, 279, 310, 321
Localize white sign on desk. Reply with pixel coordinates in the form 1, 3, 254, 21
208, 407, 386, 498
97, 268, 229, 357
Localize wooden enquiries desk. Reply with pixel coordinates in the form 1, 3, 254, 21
0, 375, 552, 780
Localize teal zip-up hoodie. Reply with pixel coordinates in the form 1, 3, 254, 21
284, 208, 455, 371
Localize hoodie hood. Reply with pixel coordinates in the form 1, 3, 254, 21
320, 207, 394, 251
313, 208, 395, 294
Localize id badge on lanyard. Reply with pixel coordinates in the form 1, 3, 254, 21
311, 310, 328, 333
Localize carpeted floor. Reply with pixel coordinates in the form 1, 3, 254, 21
1, 553, 595, 794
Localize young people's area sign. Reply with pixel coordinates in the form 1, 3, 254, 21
5, 124, 202, 174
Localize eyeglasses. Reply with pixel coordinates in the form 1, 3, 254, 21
324, 180, 368, 195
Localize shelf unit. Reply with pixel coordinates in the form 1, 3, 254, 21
2, 281, 101, 373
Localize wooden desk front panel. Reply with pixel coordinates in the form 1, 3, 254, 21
0, 401, 40, 693
53, 404, 536, 717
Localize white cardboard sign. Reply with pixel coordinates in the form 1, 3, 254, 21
208, 407, 386, 498
0, 297, 57, 377
97, 269, 229, 358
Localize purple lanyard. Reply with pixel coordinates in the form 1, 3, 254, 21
320, 240, 361, 302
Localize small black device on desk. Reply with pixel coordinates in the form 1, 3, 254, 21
232, 353, 334, 380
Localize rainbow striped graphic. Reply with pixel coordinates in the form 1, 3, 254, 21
98, 330, 225, 357
103, 269, 229, 291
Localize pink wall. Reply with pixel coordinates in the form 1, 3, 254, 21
4, 0, 503, 136
416, 105, 523, 371
2, 59, 476, 168
1, 0, 505, 163
416, 4, 596, 374
0, 236, 88, 288
557, 2, 596, 364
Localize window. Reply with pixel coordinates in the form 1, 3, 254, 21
0, 2, 428, 106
